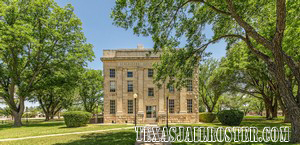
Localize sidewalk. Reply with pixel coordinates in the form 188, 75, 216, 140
0, 126, 133, 142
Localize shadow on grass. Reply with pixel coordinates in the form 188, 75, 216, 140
54, 130, 136, 145
0, 120, 65, 130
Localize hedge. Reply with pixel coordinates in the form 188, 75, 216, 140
63, 111, 92, 127
199, 112, 217, 123
217, 110, 244, 126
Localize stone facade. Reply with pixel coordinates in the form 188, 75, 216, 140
101, 45, 199, 124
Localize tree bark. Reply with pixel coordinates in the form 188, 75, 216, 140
12, 111, 23, 127
45, 113, 50, 121
270, 101, 278, 118
284, 112, 291, 123
290, 112, 300, 142
264, 99, 272, 119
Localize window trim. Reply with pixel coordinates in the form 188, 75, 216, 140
127, 71, 133, 78
187, 80, 193, 92
187, 99, 193, 113
148, 69, 153, 78
110, 81, 116, 92
110, 100, 116, 114
127, 81, 133, 92
128, 100, 133, 114
169, 99, 175, 113
109, 69, 115, 78
148, 88, 154, 96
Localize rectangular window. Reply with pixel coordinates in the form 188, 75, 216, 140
127, 71, 133, 78
169, 99, 175, 113
169, 85, 174, 93
110, 81, 116, 92
128, 81, 133, 92
110, 100, 116, 114
128, 100, 133, 114
148, 88, 154, 96
187, 99, 193, 113
110, 69, 115, 78
148, 69, 153, 77
187, 80, 193, 91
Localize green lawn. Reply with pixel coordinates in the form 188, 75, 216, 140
0, 119, 132, 139
0, 119, 298, 145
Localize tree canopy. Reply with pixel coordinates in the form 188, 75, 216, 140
112, 0, 300, 142
0, 0, 94, 126
79, 69, 103, 114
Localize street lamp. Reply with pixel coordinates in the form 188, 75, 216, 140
166, 96, 169, 128
133, 93, 138, 126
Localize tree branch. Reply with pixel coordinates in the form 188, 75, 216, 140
192, 0, 231, 15
225, 0, 273, 50
273, 0, 286, 45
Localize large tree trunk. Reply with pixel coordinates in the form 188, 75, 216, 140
284, 111, 291, 123
45, 113, 50, 121
12, 111, 23, 127
270, 99, 278, 118
290, 110, 300, 142
264, 99, 272, 120
10, 96, 25, 127
272, 46, 300, 142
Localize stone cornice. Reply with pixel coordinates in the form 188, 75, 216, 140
101, 57, 160, 61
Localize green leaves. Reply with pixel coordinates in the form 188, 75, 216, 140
0, 0, 94, 125
79, 69, 103, 113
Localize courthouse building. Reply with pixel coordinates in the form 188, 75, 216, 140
101, 45, 199, 124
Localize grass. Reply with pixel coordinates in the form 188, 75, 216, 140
0, 118, 298, 145
0, 130, 137, 145
0, 119, 132, 139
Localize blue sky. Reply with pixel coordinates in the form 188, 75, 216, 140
56, 0, 227, 70
1, 0, 227, 108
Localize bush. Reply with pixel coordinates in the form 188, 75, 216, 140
217, 110, 244, 126
199, 112, 217, 123
63, 111, 92, 127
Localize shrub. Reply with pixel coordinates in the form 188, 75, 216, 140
217, 110, 244, 126
63, 111, 92, 127
199, 112, 217, 123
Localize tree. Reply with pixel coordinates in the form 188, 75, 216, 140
112, 0, 300, 141
79, 69, 103, 114
198, 58, 227, 112
32, 66, 81, 121
221, 43, 279, 119
0, 0, 94, 126
249, 98, 265, 116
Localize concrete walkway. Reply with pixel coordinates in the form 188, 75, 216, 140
0, 126, 133, 142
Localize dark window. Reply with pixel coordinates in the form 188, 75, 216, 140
169, 99, 175, 113
187, 80, 193, 91
148, 88, 154, 96
127, 71, 133, 78
148, 69, 153, 77
110, 81, 116, 92
128, 100, 133, 114
187, 99, 193, 113
110, 100, 116, 114
169, 85, 174, 92
128, 81, 133, 92
110, 69, 115, 78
